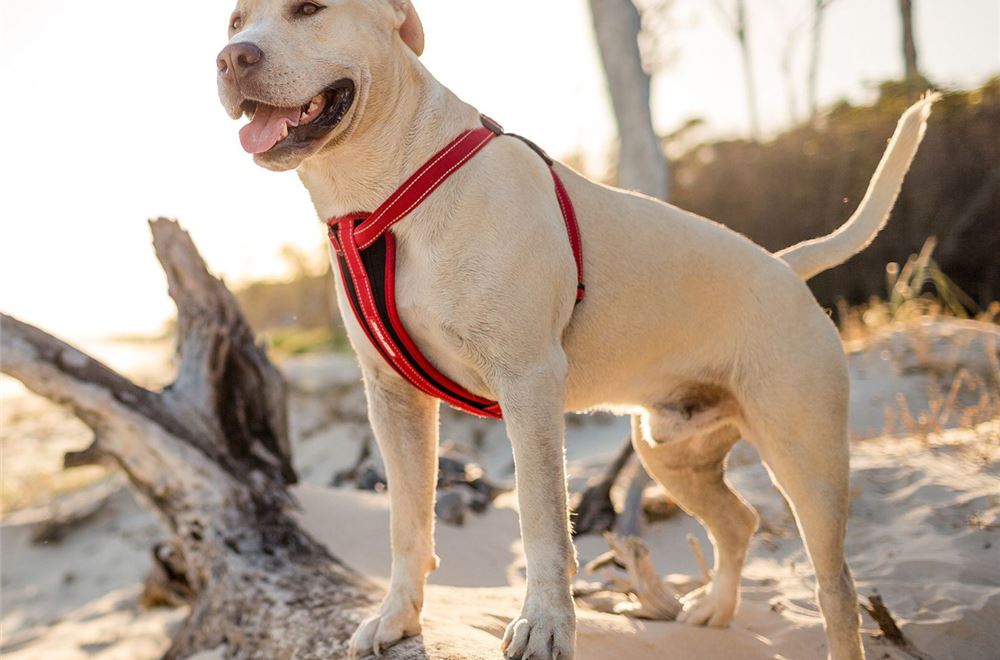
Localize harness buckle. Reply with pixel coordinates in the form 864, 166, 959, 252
326, 225, 343, 255
480, 114, 504, 136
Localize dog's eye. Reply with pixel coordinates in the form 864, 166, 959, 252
294, 2, 324, 16
230, 14, 243, 31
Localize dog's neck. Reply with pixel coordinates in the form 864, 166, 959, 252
297, 47, 478, 222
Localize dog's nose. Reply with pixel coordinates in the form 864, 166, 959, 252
217, 42, 264, 81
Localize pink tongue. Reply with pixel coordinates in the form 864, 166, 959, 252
239, 105, 301, 154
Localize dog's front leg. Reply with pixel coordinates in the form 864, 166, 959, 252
349, 366, 439, 658
498, 352, 577, 660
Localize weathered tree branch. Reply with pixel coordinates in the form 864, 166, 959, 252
861, 594, 934, 660
570, 435, 635, 536
0, 218, 455, 659
578, 533, 684, 620
614, 463, 651, 537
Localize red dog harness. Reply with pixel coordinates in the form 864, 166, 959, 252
326, 116, 584, 419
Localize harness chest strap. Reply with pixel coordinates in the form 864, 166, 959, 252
327, 116, 584, 419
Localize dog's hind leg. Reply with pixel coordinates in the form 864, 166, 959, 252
349, 366, 440, 659
632, 416, 758, 627
747, 398, 864, 660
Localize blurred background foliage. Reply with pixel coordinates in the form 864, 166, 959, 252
670, 79, 999, 312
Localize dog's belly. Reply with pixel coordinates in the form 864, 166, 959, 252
555, 165, 834, 414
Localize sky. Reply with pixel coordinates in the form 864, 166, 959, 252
0, 0, 997, 342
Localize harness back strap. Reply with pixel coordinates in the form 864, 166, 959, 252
327, 116, 584, 419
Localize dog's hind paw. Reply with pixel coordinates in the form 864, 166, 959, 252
348, 596, 422, 658
676, 582, 738, 628
501, 599, 575, 660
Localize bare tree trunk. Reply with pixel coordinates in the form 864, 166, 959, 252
734, 0, 760, 139
713, 0, 760, 139
588, 0, 670, 200
781, 28, 800, 126
0, 219, 476, 659
574, 0, 675, 529
808, 0, 829, 120
898, 0, 921, 85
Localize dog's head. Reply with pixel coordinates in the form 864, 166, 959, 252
217, 0, 424, 171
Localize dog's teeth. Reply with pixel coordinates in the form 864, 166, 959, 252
280, 124, 289, 139
299, 96, 323, 123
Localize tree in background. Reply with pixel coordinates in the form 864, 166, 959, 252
587, 0, 670, 200
780, 22, 801, 125
808, 0, 837, 120
713, 0, 760, 139
582, 0, 673, 537
898, 0, 921, 87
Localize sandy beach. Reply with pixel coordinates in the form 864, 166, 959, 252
2, 318, 998, 659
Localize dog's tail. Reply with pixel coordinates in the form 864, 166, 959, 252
778, 93, 939, 280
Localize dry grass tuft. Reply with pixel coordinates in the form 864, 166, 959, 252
838, 238, 997, 344
839, 241, 999, 446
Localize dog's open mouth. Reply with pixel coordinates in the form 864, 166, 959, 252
239, 79, 356, 155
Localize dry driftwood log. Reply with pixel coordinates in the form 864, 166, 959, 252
570, 431, 677, 538
615, 462, 652, 537
141, 540, 197, 609
570, 435, 634, 536
0, 218, 471, 659
576, 533, 685, 620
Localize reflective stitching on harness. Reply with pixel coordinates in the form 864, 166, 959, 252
341, 225, 428, 390
327, 116, 584, 419
367, 130, 476, 226
355, 129, 494, 249
357, 131, 495, 250
552, 172, 579, 266
550, 169, 585, 301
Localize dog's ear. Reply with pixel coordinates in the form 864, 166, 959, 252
389, 0, 424, 56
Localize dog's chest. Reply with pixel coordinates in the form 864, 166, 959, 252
329, 230, 497, 400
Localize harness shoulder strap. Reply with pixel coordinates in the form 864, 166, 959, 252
481, 115, 585, 302
327, 116, 585, 419
353, 126, 497, 249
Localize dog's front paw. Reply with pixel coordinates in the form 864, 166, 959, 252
348, 595, 422, 659
676, 582, 738, 628
501, 597, 575, 660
